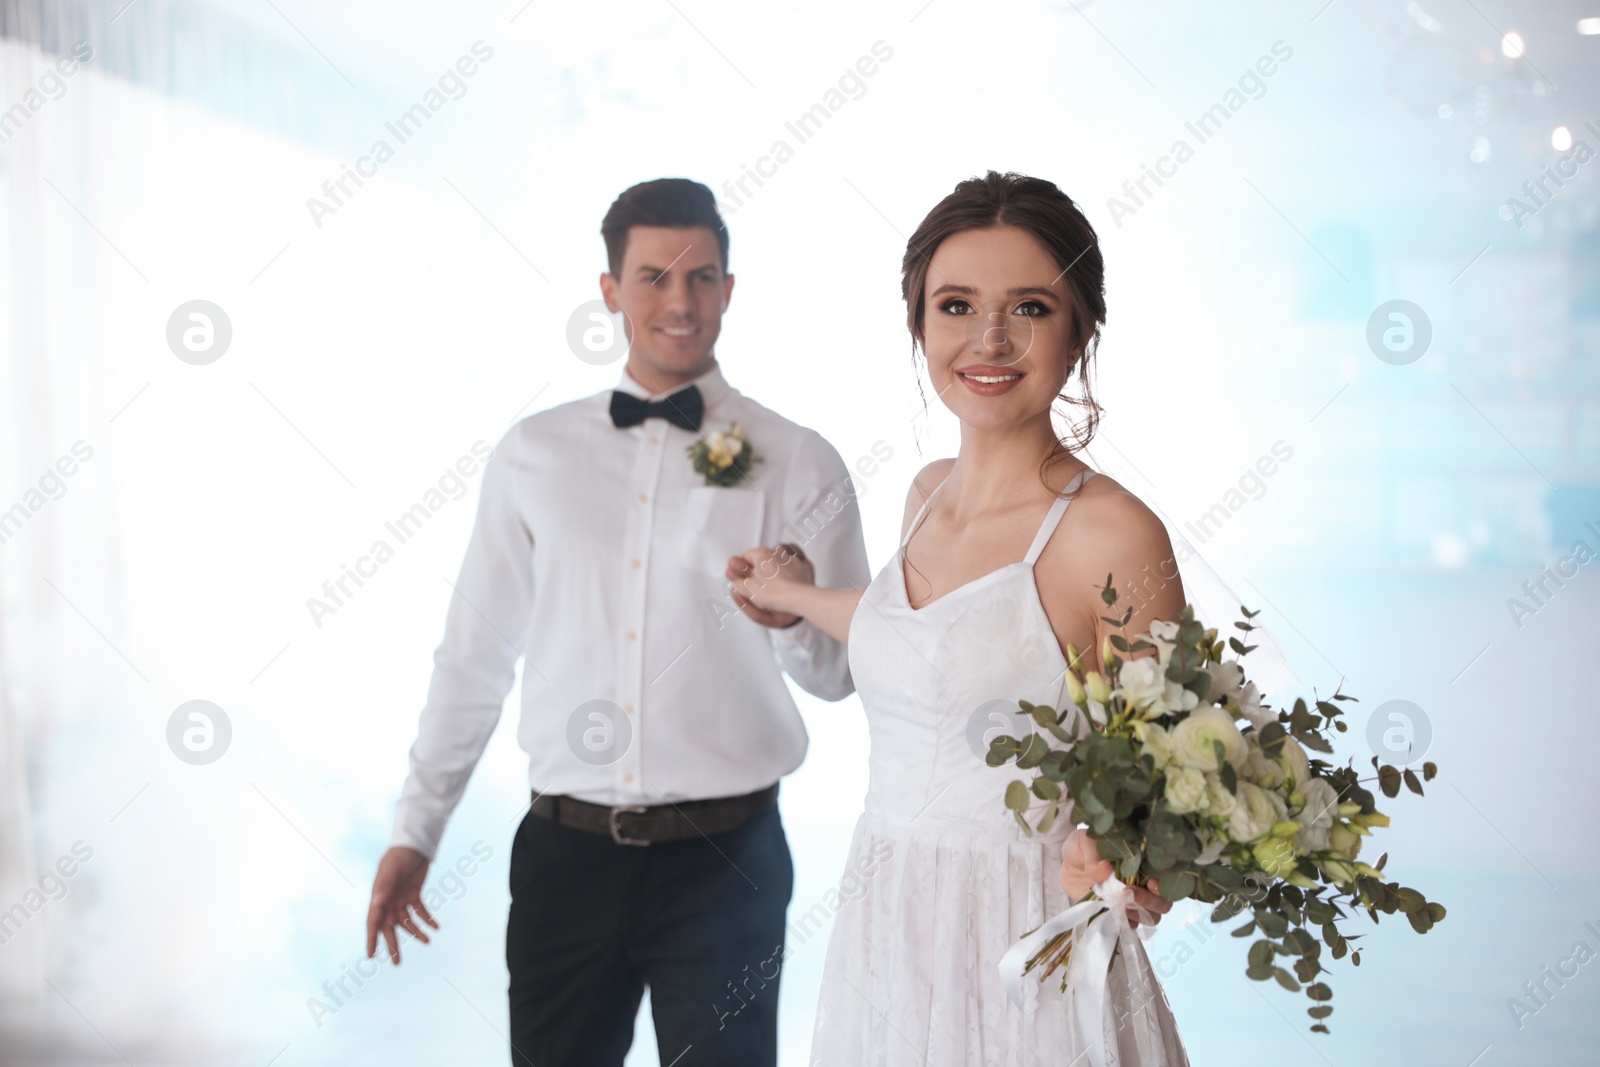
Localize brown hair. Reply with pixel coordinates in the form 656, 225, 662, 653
900, 171, 1106, 484
601, 178, 729, 277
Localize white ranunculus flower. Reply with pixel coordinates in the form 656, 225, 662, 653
1204, 660, 1245, 706
1202, 772, 1237, 818
1165, 766, 1209, 814
1170, 707, 1249, 771
1231, 681, 1275, 730
1294, 777, 1340, 853
1278, 736, 1312, 789
1115, 657, 1166, 712
1226, 781, 1288, 844
1242, 746, 1286, 790
1136, 721, 1175, 769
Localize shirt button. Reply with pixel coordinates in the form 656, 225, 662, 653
624, 772, 635, 782
647, 436, 659, 445
626, 630, 637, 641
624, 703, 634, 714
636, 492, 647, 503
630, 558, 641, 569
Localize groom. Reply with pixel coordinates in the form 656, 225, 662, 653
365, 177, 871, 1066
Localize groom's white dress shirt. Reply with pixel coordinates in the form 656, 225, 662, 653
390, 362, 872, 859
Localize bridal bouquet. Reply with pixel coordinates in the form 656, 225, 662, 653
987, 576, 1446, 1036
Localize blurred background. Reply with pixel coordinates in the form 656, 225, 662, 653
0, 0, 1596, 1063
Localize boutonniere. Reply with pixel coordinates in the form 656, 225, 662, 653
687, 422, 760, 487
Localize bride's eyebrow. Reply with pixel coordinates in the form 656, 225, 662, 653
928, 283, 1060, 300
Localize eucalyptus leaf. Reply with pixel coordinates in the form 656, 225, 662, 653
1016, 733, 1051, 769
1394, 887, 1426, 914
1257, 909, 1289, 938
1162, 870, 1197, 901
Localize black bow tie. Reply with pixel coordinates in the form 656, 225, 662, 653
608, 385, 704, 431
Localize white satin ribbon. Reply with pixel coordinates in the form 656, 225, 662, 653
999, 875, 1156, 1067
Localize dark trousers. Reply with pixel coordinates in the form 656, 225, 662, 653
507, 802, 794, 1067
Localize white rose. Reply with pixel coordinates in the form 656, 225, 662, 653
1226, 781, 1288, 844
1115, 657, 1166, 712
1242, 746, 1286, 790
1294, 777, 1340, 853
1165, 766, 1209, 815
1204, 660, 1245, 706
1170, 706, 1249, 771
1202, 772, 1237, 818
1278, 736, 1312, 789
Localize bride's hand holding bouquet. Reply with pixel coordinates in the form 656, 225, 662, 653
1059, 825, 1172, 928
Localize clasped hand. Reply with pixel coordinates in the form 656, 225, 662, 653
1059, 827, 1171, 927
725, 543, 814, 627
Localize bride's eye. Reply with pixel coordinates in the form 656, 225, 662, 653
938, 298, 973, 315
1014, 300, 1051, 318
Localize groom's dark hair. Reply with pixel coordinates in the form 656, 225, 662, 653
601, 178, 729, 277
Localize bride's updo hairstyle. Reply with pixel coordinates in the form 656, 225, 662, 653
901, 170, 1106, 480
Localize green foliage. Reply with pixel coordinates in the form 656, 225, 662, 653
989, 579, 1447, 1038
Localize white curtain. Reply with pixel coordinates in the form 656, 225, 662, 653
0, 1, 588, 1057
0, 26, 123, 1003
0, 0, 366, 1045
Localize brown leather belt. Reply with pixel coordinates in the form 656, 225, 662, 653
529, 782, 779, 846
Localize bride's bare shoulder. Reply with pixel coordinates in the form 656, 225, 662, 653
1052, 470, 1175, 574
1036, 469, 1185, 643
899, 458, 956, 541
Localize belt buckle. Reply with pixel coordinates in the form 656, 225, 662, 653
609, 805, 652, 846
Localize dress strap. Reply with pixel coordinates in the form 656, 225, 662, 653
901, 476, 949, 548
1023, 469, 1097, 565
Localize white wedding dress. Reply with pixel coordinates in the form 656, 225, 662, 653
809, 469, 1191, 1066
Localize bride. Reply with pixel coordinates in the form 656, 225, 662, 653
728, 172, 1193, 1064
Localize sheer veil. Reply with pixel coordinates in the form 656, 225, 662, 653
1077, 438, 1305, 706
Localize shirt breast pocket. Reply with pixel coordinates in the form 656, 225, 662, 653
679, 485, 766, 579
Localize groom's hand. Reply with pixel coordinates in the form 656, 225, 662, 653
366, 846, 438, 964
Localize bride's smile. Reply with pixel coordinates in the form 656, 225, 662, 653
952, 364, 1026, 394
